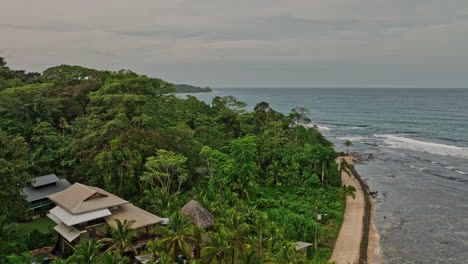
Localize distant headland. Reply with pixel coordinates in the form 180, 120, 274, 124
174, 84, 212, 93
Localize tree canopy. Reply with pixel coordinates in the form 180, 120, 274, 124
0, 57, 343, 263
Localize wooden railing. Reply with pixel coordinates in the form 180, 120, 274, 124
85, 227, 107, 239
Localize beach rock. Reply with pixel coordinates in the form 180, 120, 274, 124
351, 152, 375, 164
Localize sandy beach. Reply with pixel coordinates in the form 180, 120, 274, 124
330, 156, 380, 264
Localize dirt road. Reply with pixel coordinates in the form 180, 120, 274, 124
330, 156, 365, 264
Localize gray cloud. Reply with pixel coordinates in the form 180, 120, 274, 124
1, 0, 467, 88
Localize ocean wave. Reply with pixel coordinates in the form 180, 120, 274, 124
349, 125, 369, 129
300, 123, 332, 131
444, 166, 468, 175
337, 135, 368, 141
317, 125, 331, 131
375, 134, 468, 159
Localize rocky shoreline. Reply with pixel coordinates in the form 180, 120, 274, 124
347, 155, 380, 264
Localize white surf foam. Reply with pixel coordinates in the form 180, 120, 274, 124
299, 123, 332, 131
375, 134, 468, 160
337, 135, 367, 141
444, 166, 468, 175
317, 125, 331, 131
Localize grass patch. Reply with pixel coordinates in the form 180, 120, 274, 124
18, 217, 55, 234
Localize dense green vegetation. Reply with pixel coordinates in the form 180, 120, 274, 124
0, 57, 345, 263
174, 84, 212, 93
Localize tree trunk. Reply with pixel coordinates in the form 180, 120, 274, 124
194, 244, 201, 259
259, 231, 263, 257
321, 164, 325, 187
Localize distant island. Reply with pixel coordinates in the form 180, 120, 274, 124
174, 84, 212, 93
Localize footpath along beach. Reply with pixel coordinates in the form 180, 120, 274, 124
330, 156, 380, 264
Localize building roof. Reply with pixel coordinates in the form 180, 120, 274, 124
50, 206, 112, 226
22, 178, 71, 202
181, 200, 214, 229
48, 183, 128, 214
295, 241, 313, 250
54, 223, 81, 243
105, 203, 163, 229
47, 213, 62, 225
31, 174, 60, 188
160, 217, 169, 225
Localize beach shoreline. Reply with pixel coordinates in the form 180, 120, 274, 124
331, 156, 381, 264
368, 196, 381, 264
350, 157, 381, 264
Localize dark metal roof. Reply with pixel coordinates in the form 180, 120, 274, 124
22, 179, 71, 202
31, 174, 60, 188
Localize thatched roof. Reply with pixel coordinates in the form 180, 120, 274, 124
181, 200, 214, 228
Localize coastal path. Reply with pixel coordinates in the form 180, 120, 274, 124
330, 156, 365, 264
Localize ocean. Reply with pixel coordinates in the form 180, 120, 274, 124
180, 88, 468, 264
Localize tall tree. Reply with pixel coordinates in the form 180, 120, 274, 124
201, 230, 236, 264
313, 146, 335, 187
141, 149, 189, 194
0, 132, 30, 221
159, 212, 195, 262
343, 140, 353, 155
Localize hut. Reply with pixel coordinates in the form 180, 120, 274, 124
180, 200, 214, 229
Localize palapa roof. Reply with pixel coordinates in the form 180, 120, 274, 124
105, 203, 163, 229
48, 183, 128, 214
180, 200, 214, 228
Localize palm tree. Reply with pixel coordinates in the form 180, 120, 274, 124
98, 252, 130, 264
159, 212, 196, 262
201, 230, 235, 264
191, 226, 206, 259
253, 212, 269, 258
339, 158, 352, 177
68, 240, 104, 264
101, 219, 137, 255
0, 216, 23, 261
343, 140, 353, 155
341, 185, 357, 200
145, 239, 164, 262
313, 147, 334, 187
218, 209, 252, 258
6, 253, 33, 264
271, 241, 305, 264
238, 250, 263, 264
51, 258, 69, 264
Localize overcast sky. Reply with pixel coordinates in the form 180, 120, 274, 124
1, 0, 468, 88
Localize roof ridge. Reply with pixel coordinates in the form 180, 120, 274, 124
76, 183, 95, 193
